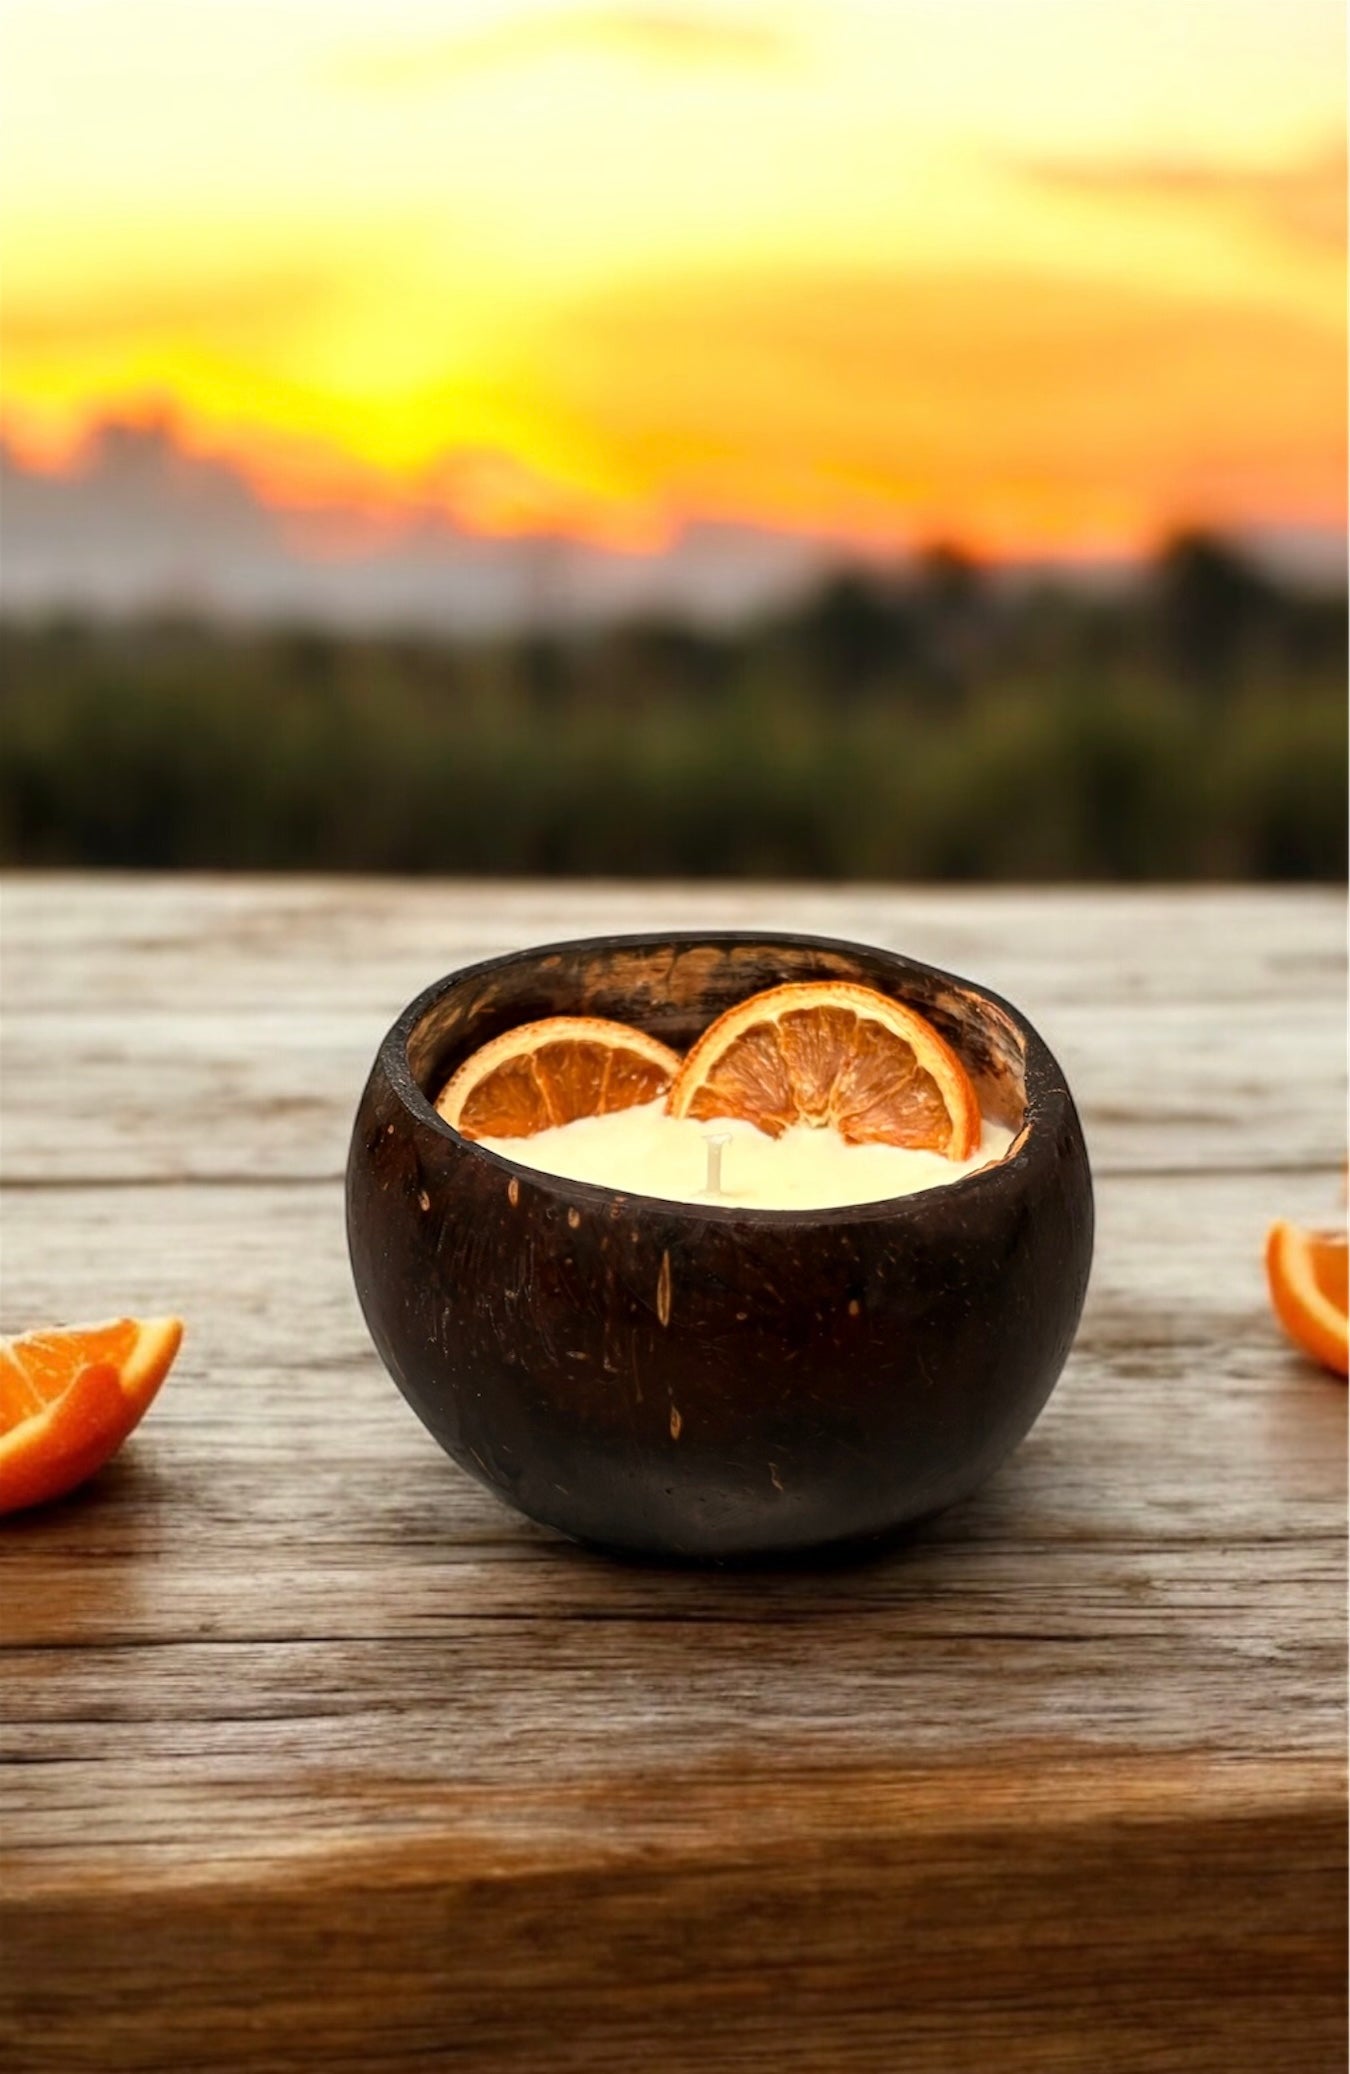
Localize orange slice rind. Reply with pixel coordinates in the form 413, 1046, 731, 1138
665, 980, 981, 1157
0, 1316, 183, 1515
1265, 1220, 1348, 1378
437, 1016, 682, 1140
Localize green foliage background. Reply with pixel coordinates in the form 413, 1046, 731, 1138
3, 536, 1344, 879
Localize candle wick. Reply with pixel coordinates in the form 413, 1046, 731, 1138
702, 1132, 732, 1198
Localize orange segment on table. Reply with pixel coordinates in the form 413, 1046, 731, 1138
0, 1317, 183, 1515
1265, 1222, 1348, 1378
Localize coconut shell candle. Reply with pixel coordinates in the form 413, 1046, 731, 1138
346, 931, 1093, 1560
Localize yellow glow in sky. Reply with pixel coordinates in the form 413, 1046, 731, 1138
0, 0, 1344, 555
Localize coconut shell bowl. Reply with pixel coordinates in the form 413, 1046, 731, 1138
347, 932, 1093, 1561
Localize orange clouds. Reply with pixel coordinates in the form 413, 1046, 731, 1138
338, 3, 792, 88
510, 260, 1345, 554
6, 253, 1342, 559
1, 0, 1343, 563
1, 269, 336, 358
4, 234, 1343, 560
1016, 143, 1347, 256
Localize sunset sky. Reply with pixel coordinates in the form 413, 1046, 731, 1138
1, 0, 1344, 563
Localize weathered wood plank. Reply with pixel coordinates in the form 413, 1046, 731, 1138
6, 876, 1343, 1012
3, 1760, 1343, 2074
0, 879, 1344, 2073
1, 1167, 1342, 1818
2, 879, 1343, 1182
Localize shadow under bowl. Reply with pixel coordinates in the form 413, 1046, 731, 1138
346, 931, 1093, 1561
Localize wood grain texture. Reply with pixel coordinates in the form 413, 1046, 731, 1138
1, 877, 1345, 2072
2, 879, 1343, 1181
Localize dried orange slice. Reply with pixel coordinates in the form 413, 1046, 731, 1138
0, 1316, 183, 1515
437, 1016, 682, 1139
667, 980, 981, 1155
1265, 1221, 1348, 1377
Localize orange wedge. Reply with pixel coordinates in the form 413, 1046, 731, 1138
437, 1016, 682, 1139
1265, 1221, 1348, 1378
0, 1316, 183, 1515
666, 980, 981, 1155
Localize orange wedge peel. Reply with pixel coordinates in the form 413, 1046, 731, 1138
0, 1316, 183, 1515
1265, 1221, 1347, 1378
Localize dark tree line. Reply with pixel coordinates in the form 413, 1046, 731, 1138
2, 533, 1344, 880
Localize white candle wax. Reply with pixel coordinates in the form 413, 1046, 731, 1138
474, 1100, 1015, 1211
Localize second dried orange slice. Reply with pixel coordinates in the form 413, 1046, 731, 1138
666, 980, 981, 1156
437, 1016, 682, 1139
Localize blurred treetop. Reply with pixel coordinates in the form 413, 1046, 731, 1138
2, 533, 1344, 882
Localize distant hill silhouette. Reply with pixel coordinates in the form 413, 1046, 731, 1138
0, 419, 833, 633
2, 416, 1344, 634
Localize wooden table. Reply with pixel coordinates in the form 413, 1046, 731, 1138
2, 878, 1345, 2073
